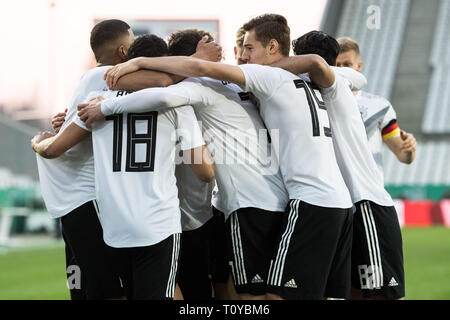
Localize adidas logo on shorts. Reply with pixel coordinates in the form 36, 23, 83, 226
251, 274, 264, 284
284, 279, 298, 288
388, 277, 399, 287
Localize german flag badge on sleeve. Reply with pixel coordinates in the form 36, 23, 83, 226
381, 119, 400, 141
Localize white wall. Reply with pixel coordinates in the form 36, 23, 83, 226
0, 0, 326, 118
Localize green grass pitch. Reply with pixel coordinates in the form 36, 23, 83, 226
0, 227, 448, 300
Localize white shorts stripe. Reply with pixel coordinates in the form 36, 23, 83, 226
229, 261, 237, 286
235, 214, 247, 284
268, 200, 294, 285
269, 199, 300, 286
166, 233, 181, 298
230, 213, 241, 284
361, 202, 376, 287
361, 202, 383, 289
230, 213, 247, 285
270, 199, 297, 286
367, 202, 383, 287
92, 200, 100, 217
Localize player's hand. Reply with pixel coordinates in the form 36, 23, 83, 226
30, 131, 55, 151
51, 108, 67, 133
399, 130, 417, 153
77, 96, 105, 128
104, 58, 141, 88
193, 35, 223, 62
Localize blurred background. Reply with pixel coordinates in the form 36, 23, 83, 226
0, 0, 448, 299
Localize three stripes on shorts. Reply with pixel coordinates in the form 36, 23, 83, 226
268, 199, 300, 286
166, 233, 181, 298
229, 212, 248, 285
360, 201, 383, 288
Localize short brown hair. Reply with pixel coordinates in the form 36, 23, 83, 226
337, 37, 360, 57
236, 27, 245, 47
243, 14, 291, 57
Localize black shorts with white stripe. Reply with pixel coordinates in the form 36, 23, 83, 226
225, 207, 283, 296
352, 200, 405, 299
118, 233, 181, 300
266, 200, 353, 300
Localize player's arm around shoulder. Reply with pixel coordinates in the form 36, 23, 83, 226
135, 56, 246, 88
109, 36, 219, 91
30, 123, 90, 159
105, 55, 245, 89
271, 54, 335, 88
175, 105, 214, 183
186, 145, 215, 183
111, 69, 180, 92
384, 129, 417, 164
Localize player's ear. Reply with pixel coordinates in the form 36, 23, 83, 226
118, 45, 128, 62
234, 46, 237, 57
357, 60, 363, 72
268, 39, 279, 55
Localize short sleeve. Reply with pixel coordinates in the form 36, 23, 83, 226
174, 105, 205, 151
171, 78, 212, 107
331, 66, 367, 91
320, 71, 339, 102
238, 64, 283, 100
72, 90, 105, 132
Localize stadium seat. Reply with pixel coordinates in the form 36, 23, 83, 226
422, 0, 450, 134
336, 0, 410, 99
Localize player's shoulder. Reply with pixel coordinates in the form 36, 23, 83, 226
80, 65, 111, 81
359, 91, 391, 105
186, 76, 226, 89
160, 104, 195, 118
239, 62, 284, 74
77, 66, 110, 93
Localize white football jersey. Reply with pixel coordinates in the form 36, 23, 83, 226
239, 64, 352, 209
36, 66, 110, 218
74, 90, 205, 248
356, 91, 399, 180
176, 163, 215, 231
101, 77, 289, 218
320, 68, 393, 206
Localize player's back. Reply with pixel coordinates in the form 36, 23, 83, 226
239, 64, 352, 209
174, 77, 289, 216
36, 66, 110, 218
77, 90, 204, 248
320, 69, 393, 206
176, 161, 215, 231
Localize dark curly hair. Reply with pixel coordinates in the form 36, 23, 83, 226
168, 28, 214, 56
292, 30, 340, 66
127, 34, 169, 59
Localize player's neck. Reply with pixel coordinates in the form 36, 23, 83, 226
265, 53, 285, 66
96, 56, 123, 67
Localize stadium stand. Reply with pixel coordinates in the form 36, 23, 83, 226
422, 0, 450, 134
383, 141, 450, 200
335, 0, 410, 99
0, 114, 39, 180
0, 167, 42, 246
321, 0, 449, 205
0, 115, 46, 246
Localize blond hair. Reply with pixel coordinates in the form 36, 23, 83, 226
337, 37, 360, 57
236, 26, 245, 46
